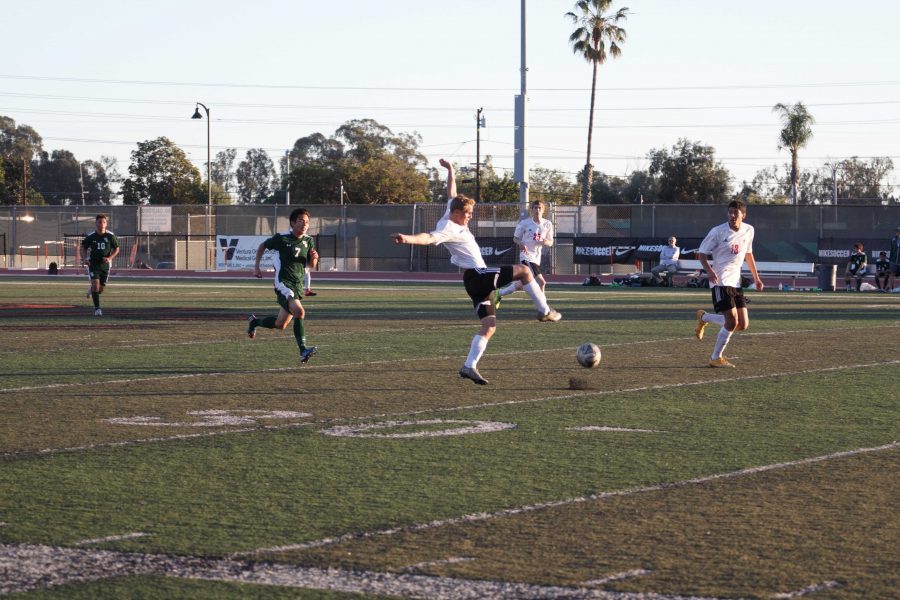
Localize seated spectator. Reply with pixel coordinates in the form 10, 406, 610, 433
651, 236, 680, 285
47, 261, 59, 275
844, 242, 867, 291
874, 251, 889, 292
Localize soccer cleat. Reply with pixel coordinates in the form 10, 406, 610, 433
537, 308, 562, 322
459, 366, 488, 385
93, 308, 102, 317
709, 357, 735, 368
300, 346, 318, 364
247, 314, 257, 339
493, 289, 502, 310
694, 309, 708, 340
304, 290, 317, 297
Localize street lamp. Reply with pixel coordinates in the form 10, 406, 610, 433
191, 102, 211, 269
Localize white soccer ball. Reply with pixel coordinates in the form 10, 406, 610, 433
576, 342, 601, 368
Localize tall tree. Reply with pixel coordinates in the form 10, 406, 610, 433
566, 0, 628, 205
646, 138, 731, 204
530, 166, 579, 205
211, 148, 237, 196
0, 115, 43, 205
121, 137, 204, 205
235, 148, 277, 204
772, 102, 815, 205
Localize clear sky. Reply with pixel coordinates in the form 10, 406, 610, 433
3, 0, 899, 201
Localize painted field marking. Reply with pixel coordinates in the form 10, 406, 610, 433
321, 420, 516, 439
771, 580, 841, 598
0, 542, 729, 600
398, 556, 476, 573
582, 569, 651, 586
237, 441, 899, 557
73, 532, 150, 546
5, 359, 899, 458
567, 426, 666, 433
104, 410, 312, 428
4, 324, 895, 393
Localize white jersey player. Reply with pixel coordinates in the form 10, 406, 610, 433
495, 201, 554, 305
694, 200, 764, 368
390, 159, 561, 385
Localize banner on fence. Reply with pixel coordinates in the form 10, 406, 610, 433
816, 238, 891, 264
215, 236, 272, 270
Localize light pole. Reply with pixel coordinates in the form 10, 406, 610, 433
191, 102, 211, 269
476, 108, 485, 202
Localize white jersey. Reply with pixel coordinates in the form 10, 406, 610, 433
430, 214, 487, 270
514, 217, 554, 264
698, 222, 755, 288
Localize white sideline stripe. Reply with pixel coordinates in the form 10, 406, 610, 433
567, 426, 665, 433
3, 324, 895, 393
771, 580, 841, 598
73, 532, 150, 546
5, 359, 899, 459
236, 442, 899, 557
582, 569, 651, 586
0, 543, 727, 600
398, 556, 476, 572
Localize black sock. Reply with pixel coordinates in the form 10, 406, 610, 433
91, 292, 100, 308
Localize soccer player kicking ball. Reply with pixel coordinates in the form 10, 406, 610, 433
391, 159, 561, 386
693, 200, 764, 368
246, 207, 319, 365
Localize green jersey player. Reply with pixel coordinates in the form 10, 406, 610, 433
246, 208, 318, 364
81, 214, 120, 317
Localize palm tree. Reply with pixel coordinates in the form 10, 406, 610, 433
772, 102, 815, 205
566, 0, 629, 205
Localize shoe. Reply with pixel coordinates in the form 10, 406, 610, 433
93, 308, 102, 317
459, 366, 488, 385
304, 290, 317, 297
493, 289, 502, 310
247, 314, 257, 339
300, 346, 318, 364
709, 357, 735, 368
694, 309, 708, 340
537, 308, 562, 322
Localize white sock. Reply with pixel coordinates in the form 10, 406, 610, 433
522, 279, 550, 314
465, 335, 489, 368
704, 313, 726, 326
499, 281, 519, 297
711, 327, 733, 360
304, 272, 312, 290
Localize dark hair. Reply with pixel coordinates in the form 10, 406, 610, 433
289, 208, 309, 223
95, 214, 108, 222
727, 200, 747, 215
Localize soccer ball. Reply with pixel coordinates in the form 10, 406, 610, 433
576, 342, 601, 368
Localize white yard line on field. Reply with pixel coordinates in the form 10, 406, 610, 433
236, 442, 899, 557
582, 569, 652, 586
771, 580, 841, 598
398, 556, 476, 573
73, 532, 150, 546
0, 542, 730, 600
4, 359, 898, 459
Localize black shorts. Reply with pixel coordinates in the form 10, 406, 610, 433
463, 266, 514, 318
521, 259, 542, 277
711, 286, 747, 314
892, 263, 900, 276
88, 264, 110, 286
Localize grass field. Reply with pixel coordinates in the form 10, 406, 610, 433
1, 275, 898, 599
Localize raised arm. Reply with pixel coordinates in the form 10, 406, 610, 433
439, 158, 456, 199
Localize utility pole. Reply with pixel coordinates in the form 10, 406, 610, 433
79, 163, 86, 205
514, 0, 529, 218
284, 151, 291, 205
476, 107, 485, 202
22, 158, 27, 205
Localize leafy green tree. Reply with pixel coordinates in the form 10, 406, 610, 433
290, 133, 344, 164
31, 149, 83, 204
566, 0, 628, 205
344, 153, 428, 204
211, 148, 237, 196
530, 166, 578, 205
121, 137, 204, 205
236, 148, 277, 204
646, 138, 732, 204
773, 102, 815, 205
0, 115, 43, 205
825, 157, 894, 204
288, 162, 344, 204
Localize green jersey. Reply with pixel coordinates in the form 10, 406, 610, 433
81, 231, 119, 267
263, 232, 315, 296
875, 257, 889, 273
848, 252, 867, 274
